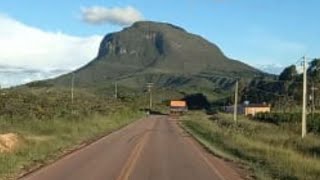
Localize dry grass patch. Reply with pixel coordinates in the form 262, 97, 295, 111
0, 133, 20, 153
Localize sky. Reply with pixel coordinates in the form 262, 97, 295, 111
0, 0, 319, 87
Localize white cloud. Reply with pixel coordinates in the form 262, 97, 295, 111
0, 14, 103, 70
81, 6, 144, 26
0, 14, 103, 87
0, 65, 70, 88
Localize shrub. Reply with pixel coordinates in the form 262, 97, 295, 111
254, 112, 320, 133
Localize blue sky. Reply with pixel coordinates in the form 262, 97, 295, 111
0, 0, 319, 86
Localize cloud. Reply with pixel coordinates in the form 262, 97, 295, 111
81, 6, 144, 26
0, 14, 103, 70
0, 14, 103, 87
0, 65, 70, 88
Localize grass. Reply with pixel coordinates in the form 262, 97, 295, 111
0, 87, 146, 179
181, 111, 320, 180
0, 108, 143, 179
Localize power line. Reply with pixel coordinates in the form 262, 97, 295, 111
295, 57, 304, 66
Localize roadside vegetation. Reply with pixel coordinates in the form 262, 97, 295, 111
254, 112, 320, 134
182, 111, 320, 180
0, 87, 144, 179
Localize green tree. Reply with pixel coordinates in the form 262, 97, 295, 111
279, 65, 297, 81
308, 58, 320, 81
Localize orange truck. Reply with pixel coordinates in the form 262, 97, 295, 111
170, 100, 187, 115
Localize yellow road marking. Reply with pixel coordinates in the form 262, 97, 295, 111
116, 121, 155, 180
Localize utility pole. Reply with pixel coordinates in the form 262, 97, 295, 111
234, 80, 239, 123
114, 82, 118, 99
302, 56, 307, 138
71, 72, 75, 114
147, 83, 154, 111
71, 72, 75, 105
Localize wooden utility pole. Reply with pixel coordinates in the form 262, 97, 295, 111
71, 72, 75, 114
114, 82, 118, 99
302, 56, 307, 138
234, 80, 239, 123
71, 72, 75, 105
147, 83, 154, 111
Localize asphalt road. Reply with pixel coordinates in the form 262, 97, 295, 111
21, 115, 244, 180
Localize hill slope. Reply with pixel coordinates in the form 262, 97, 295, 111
51, 21, 264, 89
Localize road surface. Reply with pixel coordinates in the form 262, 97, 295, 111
21, 116, 244, 180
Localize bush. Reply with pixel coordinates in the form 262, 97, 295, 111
309, 115, 320, 133
254, 112, 320, 133
0, 87, 118, 122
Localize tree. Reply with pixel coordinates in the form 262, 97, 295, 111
308, 58, 320, 81
182, 93, 210, 110
279, 65, 297, 81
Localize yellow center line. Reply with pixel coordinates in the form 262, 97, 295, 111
116, 120, 155, 180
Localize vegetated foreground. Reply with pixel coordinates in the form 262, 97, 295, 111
21, 116, 244, 180
182, 111, 320, 180
0, 87, 144, 179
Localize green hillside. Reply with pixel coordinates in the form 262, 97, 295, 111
48, 21, 264, 89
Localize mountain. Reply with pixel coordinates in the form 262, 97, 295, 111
49, 21, 264, 89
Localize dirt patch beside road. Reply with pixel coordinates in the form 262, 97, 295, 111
0, 133, 20, 153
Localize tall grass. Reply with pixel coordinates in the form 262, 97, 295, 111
0, 87, 144, 179
0, 108, 143, 179
254, 112, 320, 133
182, 111, 320, 180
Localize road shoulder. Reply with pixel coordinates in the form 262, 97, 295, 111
178, 117, 253, 180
